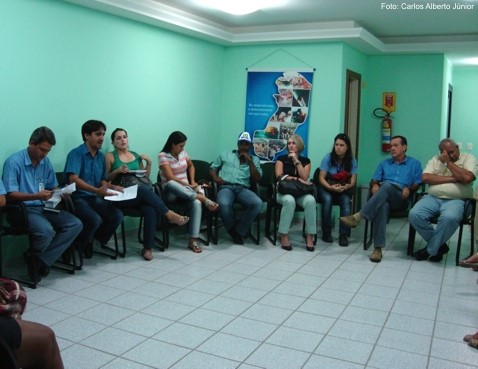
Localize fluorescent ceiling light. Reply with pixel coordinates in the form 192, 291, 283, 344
196, 0, 285, 15
462, 57, 478, 65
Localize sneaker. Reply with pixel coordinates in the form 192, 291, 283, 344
414, 247, 430, 261
338, 234, 349, 247
429, 243, 450, 262
370, 247, 382, 263
322, 233, 333, 243
339, 213, 362, 228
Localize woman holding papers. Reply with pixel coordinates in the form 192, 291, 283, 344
106, 128, 188, 261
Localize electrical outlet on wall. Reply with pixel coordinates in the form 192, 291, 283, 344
466, 143, 473, 150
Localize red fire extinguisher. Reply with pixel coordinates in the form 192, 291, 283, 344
374, 108, 393, 152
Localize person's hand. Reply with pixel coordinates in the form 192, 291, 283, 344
401, 187, 410, 199
298, 178, 312, 185
439, 149, 451, 165
371, 183, 380, 195
330, 183, 342, 192
116, 165, 129, 175
214, 176, 225, 186
38, 190, 54, 201
239, 151, 252, 163
98, 186, 116, 197
0, 286, 10, 303
112, 185, 124, 193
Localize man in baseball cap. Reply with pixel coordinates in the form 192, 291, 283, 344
209, 131, 262, 244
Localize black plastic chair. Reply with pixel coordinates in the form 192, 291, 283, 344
362, 183, 417, 251
0, 336, 17, 369
264, 163, 318, 245
156, 159, 214, 248
407, 193, 476, 265
311, 167, 353, 243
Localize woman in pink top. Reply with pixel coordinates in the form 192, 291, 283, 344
159, 131, 218, 253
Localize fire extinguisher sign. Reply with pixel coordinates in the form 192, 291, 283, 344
382, 92, 396, 112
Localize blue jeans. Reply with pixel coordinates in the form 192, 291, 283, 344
164, 181, 201, 238
361, 182, 408, 248
72, 195, 123, 247
26, 207, 83, 266
276, 193, 317, 235
216, 184, 262, 237
318, 187, 351, 236
116, 186, 169, 248
409, 194, 464, 255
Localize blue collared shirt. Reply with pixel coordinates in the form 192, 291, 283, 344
0, 179, 6, 196
372, 156, 422, 189
64, 143, 107, 197
2, 148, 58, 206
211, 150, 262, 187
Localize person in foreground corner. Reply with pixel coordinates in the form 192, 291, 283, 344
409, 138, 477, 262
318, 133, 357, 246
209, 131, 263, 245
275, 134, 316, 251
340, 135, 422, 262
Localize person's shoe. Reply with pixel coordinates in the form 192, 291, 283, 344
414, 247, 430, 261
38, 261, 50, 277
339, 213, 362, 228
322, 232, 333, 243
84, 241, 94, 259
228, 229, 244, 245
429, 243, 450, 262
370, 247, 382, 263
338, 234, 349, 247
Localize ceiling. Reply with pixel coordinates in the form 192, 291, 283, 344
65, 0, 478, 65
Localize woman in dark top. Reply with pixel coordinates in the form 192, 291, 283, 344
318, 133, 357, 246
274, 134, 316, 251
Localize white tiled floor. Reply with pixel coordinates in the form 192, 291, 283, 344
22, 218, 478, 369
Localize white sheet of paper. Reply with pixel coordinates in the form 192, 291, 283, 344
45, 183, 77, 208
104, 185, 138, 201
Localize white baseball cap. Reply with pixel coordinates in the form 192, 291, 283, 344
237, 131, 252, 143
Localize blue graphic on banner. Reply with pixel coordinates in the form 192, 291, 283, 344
245, 71, 313, 162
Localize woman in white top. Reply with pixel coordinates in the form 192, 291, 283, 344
159, 131, 218, 253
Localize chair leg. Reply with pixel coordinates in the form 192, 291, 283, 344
456, 225, 464, 266
363, 219, 373, 250
407, 225, 416, 256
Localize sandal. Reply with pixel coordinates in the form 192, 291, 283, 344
142, 248, 153, 261
464, 332, 478, 342
306, 245, 315, 252
188, 241, 202, 253
205, 199, 219, 212
170, 213, 189, 226
281, 245, 292, 251
469, 338, 478, 349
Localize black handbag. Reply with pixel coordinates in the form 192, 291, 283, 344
277, 178, 314, 198
119, 174, 154, 191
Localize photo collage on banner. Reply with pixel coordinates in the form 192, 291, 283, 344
245, 70, 314, 162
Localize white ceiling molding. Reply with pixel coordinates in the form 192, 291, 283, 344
64, 0, 478, 61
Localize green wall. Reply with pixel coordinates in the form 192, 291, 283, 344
0, 0, 225, 181
450, 66, 478, 159
359, 54, 446, 184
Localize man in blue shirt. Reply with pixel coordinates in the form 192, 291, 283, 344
64, 120, 123, 258
2, 127, 83, 281
340, 136, 422, 262
210, 132, 263, 244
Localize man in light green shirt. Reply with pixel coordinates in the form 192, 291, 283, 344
210, 132, 262, 244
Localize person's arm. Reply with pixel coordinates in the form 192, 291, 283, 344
246, 154, 261, 183
275, 160, 284, 179
105, 152, 128, 182
0, 194, 5, 207
67, 174, 118, 197
186, 159, 197, 187
139, 154, 152, 177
